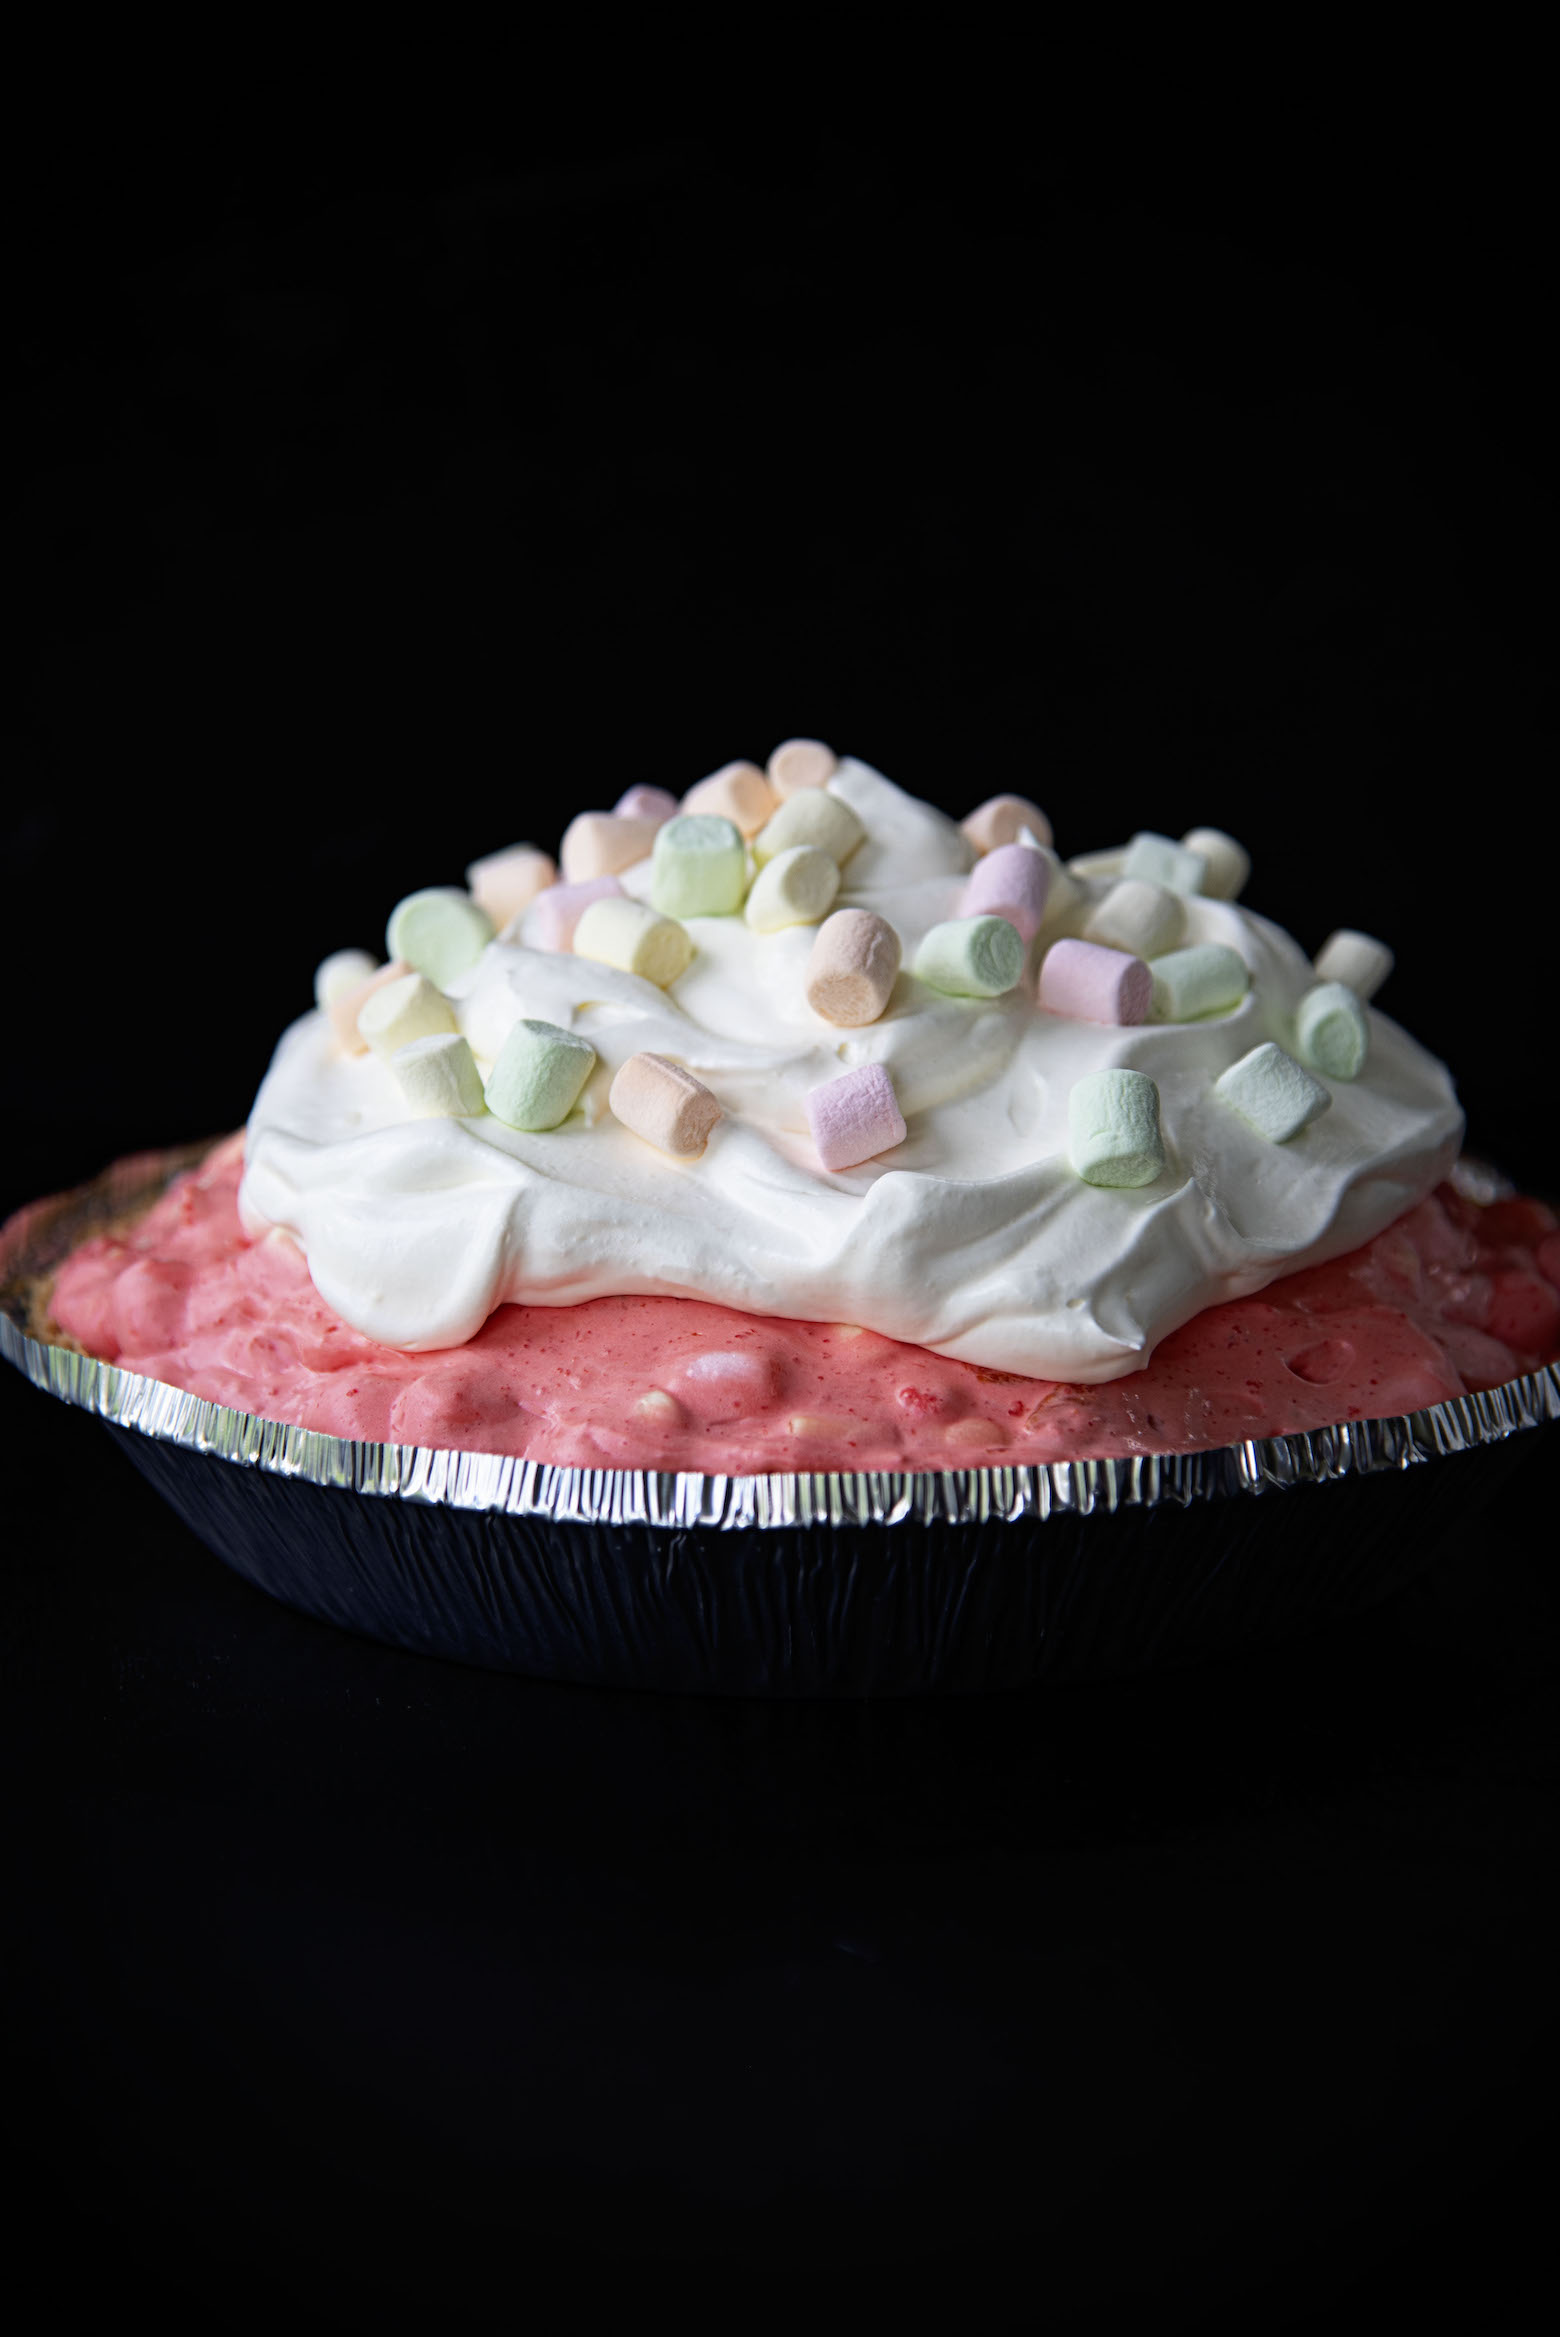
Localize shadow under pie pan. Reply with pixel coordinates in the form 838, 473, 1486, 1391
4, 1143, 1557, 1697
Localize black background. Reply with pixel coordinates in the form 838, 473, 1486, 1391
4, 130, 1557, 2326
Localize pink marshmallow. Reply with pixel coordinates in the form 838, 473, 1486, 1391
526, 875, 625, 953
958, 841, 1052, 942
806, 1062, 907, 1172
613, 784, 679, 823
1037, 937, 1152, 1025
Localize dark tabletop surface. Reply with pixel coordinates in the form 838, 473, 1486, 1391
4, 126, 1557, 2326
5, 1370, 1556, 2326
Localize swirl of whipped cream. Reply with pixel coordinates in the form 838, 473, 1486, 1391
239, 760, 1463, 1379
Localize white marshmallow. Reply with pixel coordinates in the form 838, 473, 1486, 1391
314, 949, 377, 1010
744, 846, 842, 933
357, 973, 459, 1059
391, 1033, 486, 1119
1067, 846, 1128, 881
1313, 928, 1393, 1001
572, 896, 695, 987
1180, 827, 1250, 901
1083, 879, 1184, 959
752, 790, 866, 868
1034, 849, 1084, 936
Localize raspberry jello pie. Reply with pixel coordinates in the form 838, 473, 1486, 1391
6, 742, 1557, 1691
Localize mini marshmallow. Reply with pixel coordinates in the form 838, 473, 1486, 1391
523, 875, 624, 953
1295, 980, 1369, 1080
1037, 938, 1152, 1026
559, 812, 663, 884
610, 1052, 722, 1156
357, 972, 459, 1059
958, 841, 1053, 943
573, 896, 694, 987
314, 948, 377, 1010
752, 789, 866, 869
767, 737, 838, 797
328, 958, 409, 1054
680, 760, 777, 838
1313, 928, 1393, 1001
913, 915, 1024, 998
1068, 1069, 1166, 1189
805, 908, 903, 1027
391, 1032, 486, 1119
385, 888, 495, 989
1083, 878, 1183, 960
1148, 942, 1250, 1023
744, 845, 840, 933
1180, 826, 1250, 901
485, 1018, 597, 1130
1033, 848, 1083, 935
1067, 847, 1128, 881
465, 844, 557, 929
613, 784, 679, 823
806, 1062, 907, 1172
1120, 832, 1208, 895
1214, 1042, 1332, 1143
960, 794, 1054, 853
650, 814, 748, 919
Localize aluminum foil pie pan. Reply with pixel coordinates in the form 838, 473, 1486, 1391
3, 1143, 1556, 1696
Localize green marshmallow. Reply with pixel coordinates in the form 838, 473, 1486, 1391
1068, 1068, 1166, 1188
913, 915, 1024, 998
1214, 1042, 1331, 1143
1148, 943, 1250, 1022
485, 1018, 597, 1131
386, 888, 495, 989
649, 814, 747, 918
1121, 831, 1208, 895
1295, 981, 1369, 1080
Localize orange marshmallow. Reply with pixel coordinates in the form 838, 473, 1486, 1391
680, 761, 777, 838
609, 1052, 723, 1157
804, 909, 902, 1027
465, 844, 557, 928
767, 737, 838, 798
960, 794, 1053, 854
559, 813, 663, 884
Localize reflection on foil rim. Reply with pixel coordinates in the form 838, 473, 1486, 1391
2, 1141, 1557, 1532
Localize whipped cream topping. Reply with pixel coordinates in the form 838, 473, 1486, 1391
239, 760, 1463, 1380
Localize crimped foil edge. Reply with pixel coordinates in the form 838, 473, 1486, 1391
4, 1309, 1557, 1531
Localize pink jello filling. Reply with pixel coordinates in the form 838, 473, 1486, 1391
48, 1136, 1560, 1473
